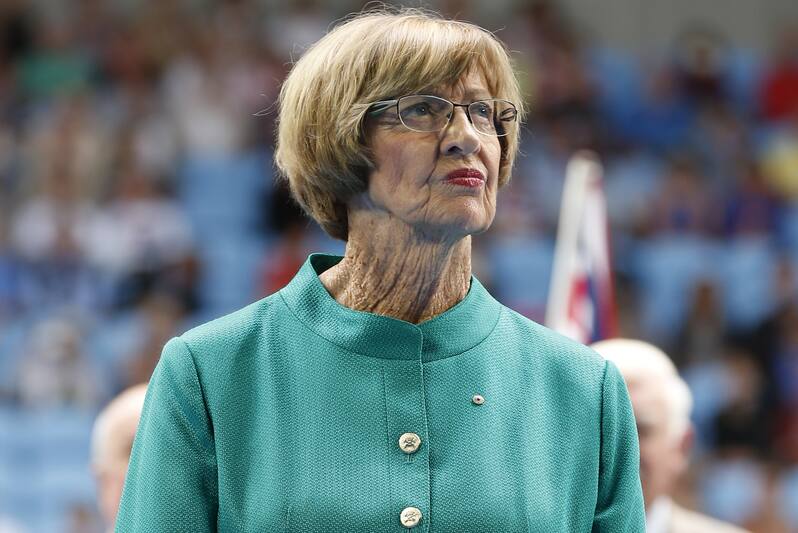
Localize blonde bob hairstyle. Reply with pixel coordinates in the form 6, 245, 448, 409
275, 9, 525, 241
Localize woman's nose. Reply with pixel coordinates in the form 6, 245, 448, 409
440, 107, 481, 157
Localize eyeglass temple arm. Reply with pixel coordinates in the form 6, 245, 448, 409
367, 100, 398, 115
499, 108, 518, 121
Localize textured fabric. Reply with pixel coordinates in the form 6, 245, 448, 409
116, 253, 645, 532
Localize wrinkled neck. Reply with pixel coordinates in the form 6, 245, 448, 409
319, 210, 472, 324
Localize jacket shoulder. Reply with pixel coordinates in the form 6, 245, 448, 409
178, 293, 283, 361
498, 306, 608, 381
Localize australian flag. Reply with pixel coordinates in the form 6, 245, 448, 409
545, 152, 617, 344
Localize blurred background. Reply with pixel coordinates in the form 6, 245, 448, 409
1, 0, 797, 531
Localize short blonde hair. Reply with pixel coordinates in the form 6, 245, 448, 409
591, 339, 693, 442
275, 8, 525, 240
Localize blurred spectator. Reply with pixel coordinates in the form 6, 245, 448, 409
511, 0, 595, 116
16, 18, 90, 100
0, 0, 34, 65
533, 36, 597, 123
110, 91, 179, 182
760, 111, 798, 201
14, 317, 102, 409
592, 338, 749, 532
770, 302, 798, 462
672, 26, 730, 107
21, 93, 112, 200
9, 161, 106, 313
675, 280, 726, 367
161, 19, 272, 157
647, 156, 714, 236
759, 24, 798, 123
719, 158, 782, 239
90, 383, 147, 533
690, 103, 749, 187
617, 64, 694, 151
85, 161, 197, 311
712, 349, 769, 456
743, 258, 798, 462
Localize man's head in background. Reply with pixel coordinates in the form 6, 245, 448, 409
90, 384, 147, 529
591, 339, 693, 509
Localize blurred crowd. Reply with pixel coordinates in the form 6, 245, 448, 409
0, 0, 797, 531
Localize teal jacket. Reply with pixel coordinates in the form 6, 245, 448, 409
117, 254, 645, 532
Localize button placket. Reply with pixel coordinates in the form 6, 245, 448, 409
382, 359, 431, 532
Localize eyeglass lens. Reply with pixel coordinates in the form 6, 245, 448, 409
396, 95, 516, 136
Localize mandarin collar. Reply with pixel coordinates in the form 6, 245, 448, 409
279, 253, 502, 362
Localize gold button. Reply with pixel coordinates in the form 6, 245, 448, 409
472, 394, 485, 405
398, 432, 421, 454
400, 506, 422, 528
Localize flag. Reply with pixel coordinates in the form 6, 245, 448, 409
545, 151, 616, 344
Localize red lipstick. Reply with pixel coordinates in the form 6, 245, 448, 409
445, 168, 485, 188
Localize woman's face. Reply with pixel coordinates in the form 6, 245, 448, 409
362, 70, 502, 240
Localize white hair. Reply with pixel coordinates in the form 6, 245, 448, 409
590, 338, 693, 441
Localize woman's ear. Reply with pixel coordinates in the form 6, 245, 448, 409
676, 424, 695, 474
679, 424, 694, 455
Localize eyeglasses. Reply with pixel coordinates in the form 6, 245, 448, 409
367, 95, 518, 137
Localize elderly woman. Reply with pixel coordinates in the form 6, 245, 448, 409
116, 10, 644, 532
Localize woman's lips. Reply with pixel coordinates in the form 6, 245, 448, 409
445, 168, 485, 188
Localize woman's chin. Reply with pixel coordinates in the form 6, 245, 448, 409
416, 213, 494, 240
448, 205, 495, 236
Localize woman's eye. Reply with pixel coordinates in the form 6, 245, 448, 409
474, 103, 492, 117
408, 104, 430, 115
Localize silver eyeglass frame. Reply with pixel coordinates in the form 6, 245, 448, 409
366, 94, 518, 137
